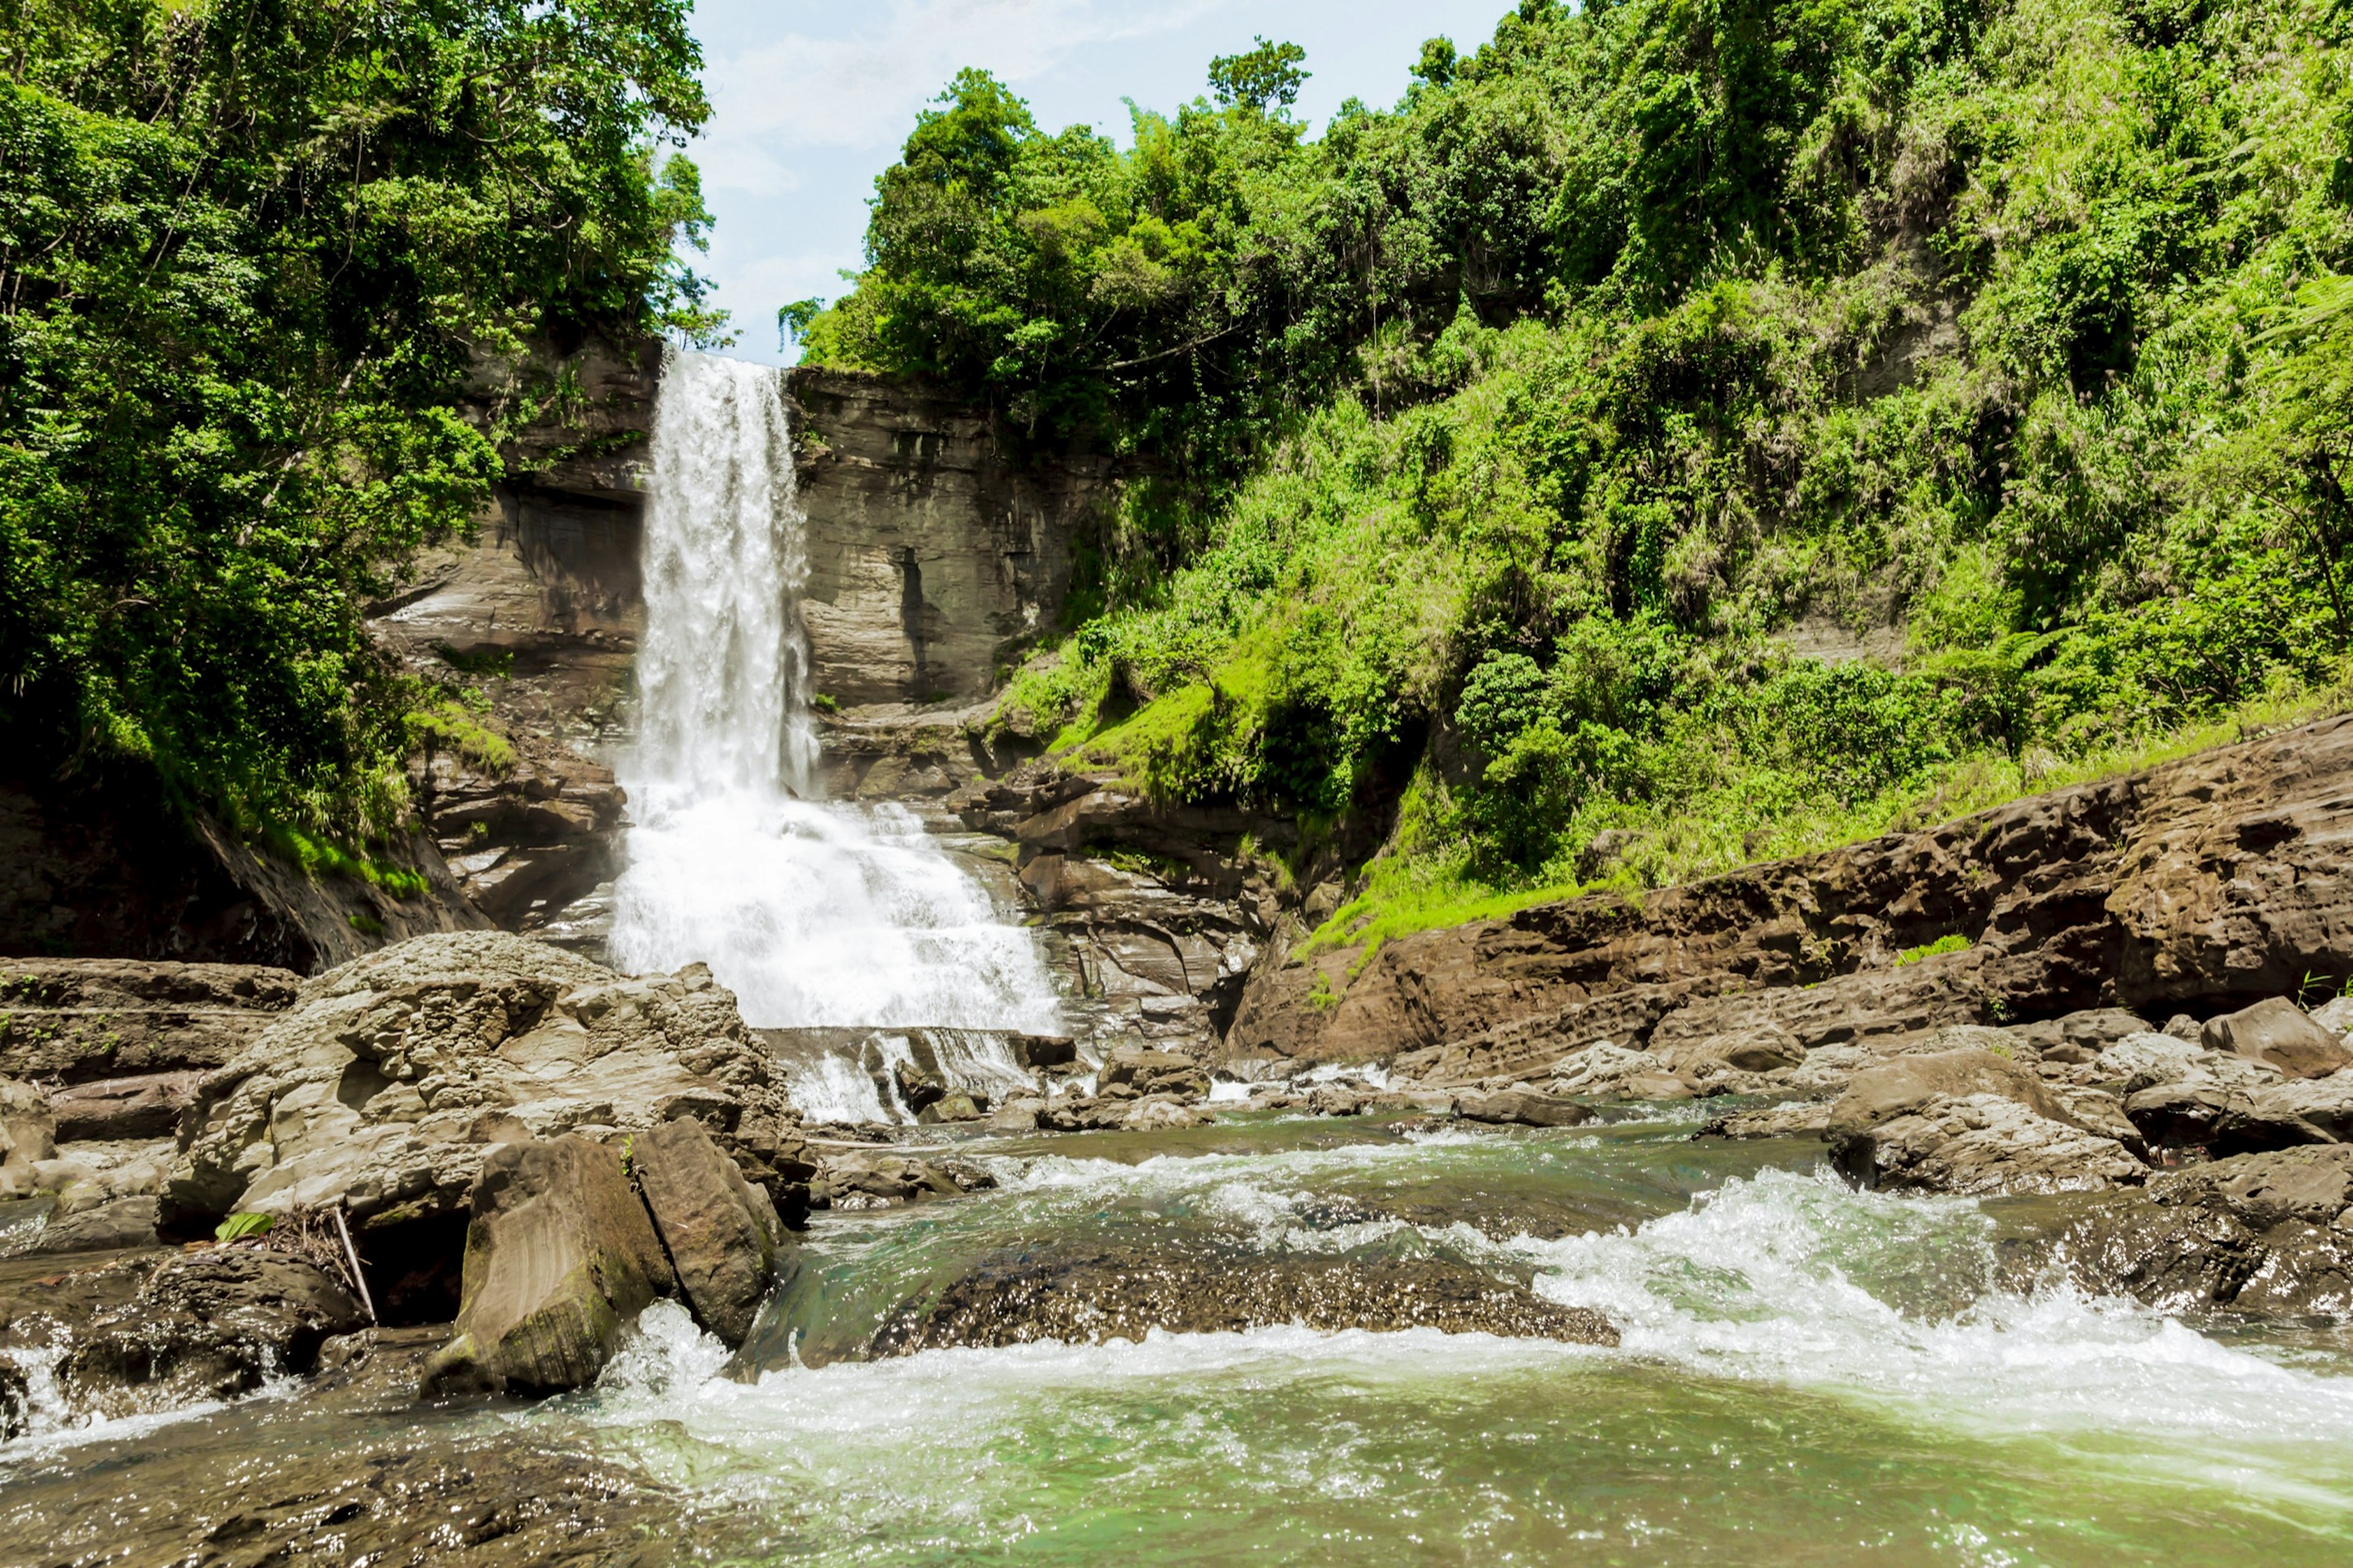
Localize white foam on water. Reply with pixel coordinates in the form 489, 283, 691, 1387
1514, 1167, 2353, 1456
787, 1052, 893, 1126
607, 351, 1061, 1037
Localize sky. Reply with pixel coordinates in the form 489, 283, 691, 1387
683, 0, 1520, 365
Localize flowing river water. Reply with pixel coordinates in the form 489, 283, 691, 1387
5, 1113, 2353, 1563
4, 354, 2348, 1562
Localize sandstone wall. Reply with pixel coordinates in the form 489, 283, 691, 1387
788, 367, 1113, 706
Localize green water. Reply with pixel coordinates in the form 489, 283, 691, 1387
6, 1112, 2351, 1565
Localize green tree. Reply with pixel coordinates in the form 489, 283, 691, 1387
0, 0, 716, 837
1208, 37, 1309, 112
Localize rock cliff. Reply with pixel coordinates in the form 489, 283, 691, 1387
1223, 713, 2353, 1074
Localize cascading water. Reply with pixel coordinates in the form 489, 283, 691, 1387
608, 352, 1061, 1060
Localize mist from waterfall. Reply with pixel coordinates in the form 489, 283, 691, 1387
608, 351, 1062, 1034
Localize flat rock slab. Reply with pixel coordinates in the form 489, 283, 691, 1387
867, 1248, 1618, 1356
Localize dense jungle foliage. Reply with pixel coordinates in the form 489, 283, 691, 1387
0, 0, 720, 842
807, 0, 2353, 937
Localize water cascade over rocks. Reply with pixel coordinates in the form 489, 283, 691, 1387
608, 354, 1061, 1108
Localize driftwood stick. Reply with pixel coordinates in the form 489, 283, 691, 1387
332, 1206, 379, 1325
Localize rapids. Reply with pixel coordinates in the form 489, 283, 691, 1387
9, 1113, 2352, 1564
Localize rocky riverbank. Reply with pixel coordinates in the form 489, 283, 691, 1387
9, 716, 2353, 1474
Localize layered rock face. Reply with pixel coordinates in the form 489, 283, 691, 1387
1230, 713, 2353, 1076
789, 368, 1116, 708
953, 767, 1312, 1053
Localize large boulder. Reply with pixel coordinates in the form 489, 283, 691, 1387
630, 1117, 782, 1347
1457, 1088, 1594, 1129
419, 1135, 675, 1397
1661, 1027, 1805, 1076
65, 1247, 368, 1414
1827, 1048, 2146, 1195
2201, 998, 2353, 1080
1836, 1093, 2149, 1195
1828, 1047, 2058, 1134
1097, 1047, 1208, 1100
0, 1075, 53, 1200
164, 932, 805, 1235
2044, 1146, 2353, 1317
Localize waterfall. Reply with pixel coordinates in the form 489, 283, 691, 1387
608, 352, 1063, 1047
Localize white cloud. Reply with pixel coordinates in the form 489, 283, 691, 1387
695, 0, 1229, 195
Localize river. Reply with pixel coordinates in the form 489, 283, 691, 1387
7, 1109, 2351, 1564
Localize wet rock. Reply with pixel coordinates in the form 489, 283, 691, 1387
165, 931, 805, 1233
1457, 1088, 1594, 1129
29, 1194, 161, 1254
66, 1246, 368, 1412
1828, 1048, 2146, 1195
1308, 1084, 1364, 1117
631, 1116, 782, 1347
1013, 1034, 1078, 1070
820, 1151, 966, 1205
0, 1415, 692, 1563
915, 1090, 982, 1124
1099, 1047, 1209, 1100
2159, 1143, 2353, 1229
0, 1075, 53, 1200
2200, 997, 2353, 1080
868, 1247, 1619, 1354
893, 1060, 948, 1115
2028, 1146, 2353, 1316
48, 1070, 199, 1142
1696, 1100, 1833, 1140
420, 1134, 675, 1398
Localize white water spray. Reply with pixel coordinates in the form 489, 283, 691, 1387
608, 352, 1061, 1038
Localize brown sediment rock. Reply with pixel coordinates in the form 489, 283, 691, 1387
631, 1116, 784, 1346
866, 1247, 1618, 1356
1222, 714, 2353, 1080
420, 1135, 674, 1398
0, 957, 300, 1081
